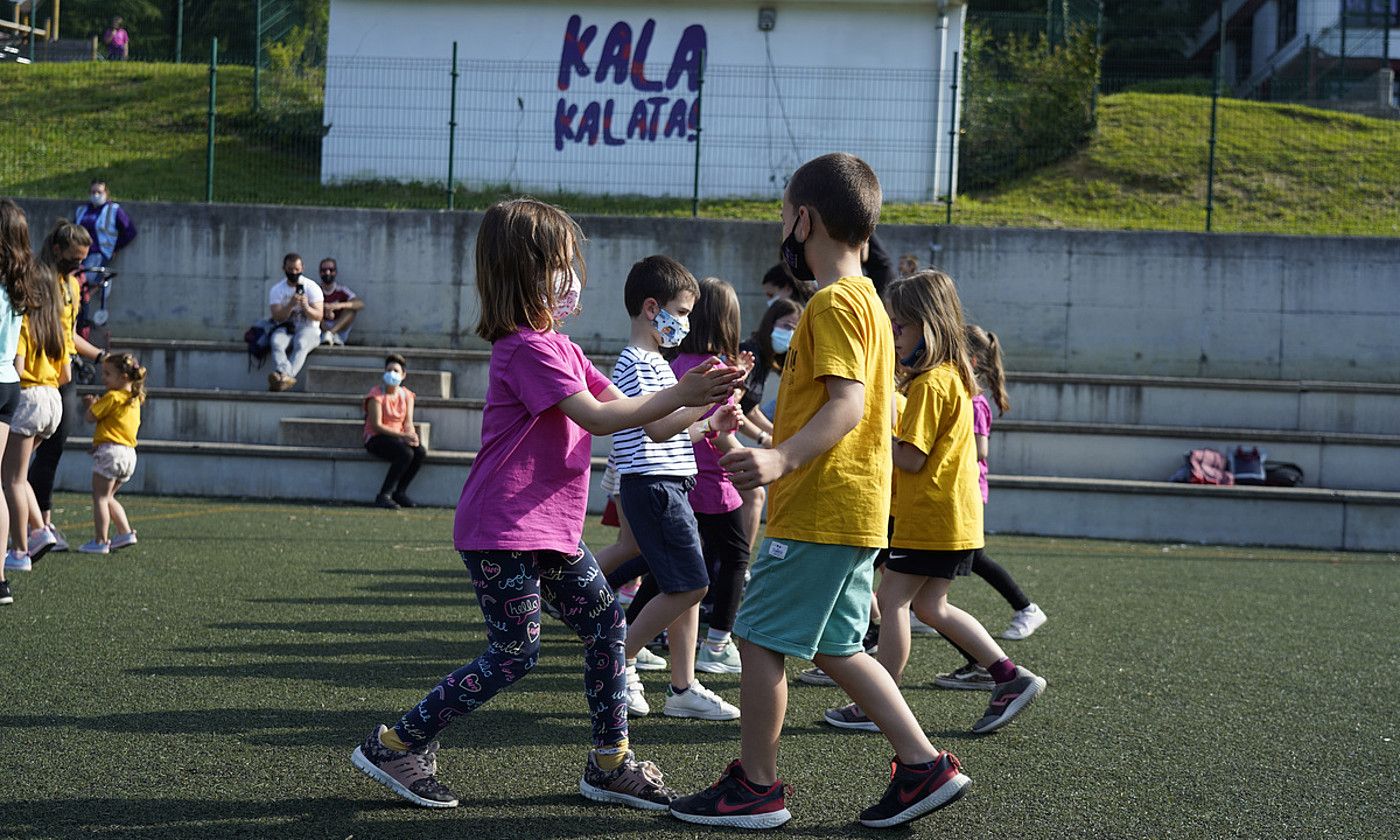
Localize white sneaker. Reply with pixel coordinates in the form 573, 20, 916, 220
634, 647, 668, 671
1000, 604, 1047, 640
110, 531, 138, 550
78, 540, 110, 555
663, 680, 740, 721
625, 664, 650, 717
4, 551, 31, 572
27, 527, 57, 562
909, 611, 940, 636
321, 330, 335, 345
330, 332, 346, 346
50, 526, 69, 552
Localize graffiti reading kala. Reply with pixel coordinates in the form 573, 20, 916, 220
555, 14, 707, 151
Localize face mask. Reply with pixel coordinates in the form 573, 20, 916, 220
383, 370, 404, 388
764, 296, 777, 308
779, 209, 817, 286
57, 258, 82, 275
899, 338, 927, 368
770, 326, 794, 354
551, 268, 583, 321
285, 270, 300, 282
651, 306, 689, 349
90, 193, 107, 207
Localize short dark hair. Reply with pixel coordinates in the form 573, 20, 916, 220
319, 257, 336, 268
786, 153, 882, 247
761, 262, 812, 304
283, 252, 302, 267
385, 353, 407, 370
624, 255, 700, 317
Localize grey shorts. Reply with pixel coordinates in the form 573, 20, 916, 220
11, 386, 62, 439
618, 474, 708, 594
93, 443, 137, 482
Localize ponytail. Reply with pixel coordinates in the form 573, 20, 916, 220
965, 324, 1010, 415
108, 352, 147, 402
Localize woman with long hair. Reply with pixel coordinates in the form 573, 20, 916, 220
0, 200, 35, 603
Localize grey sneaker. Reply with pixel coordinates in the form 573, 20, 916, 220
796, 666, 837, 686
350, 724, 459, 808
933, 663, 995, 691
823, 702, 879, 732
579, 750, 677, 810
971, 667, 1047, 734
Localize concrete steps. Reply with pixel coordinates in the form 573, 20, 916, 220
279, 417, 432, 449
301, 365, 453, 399
47, 437, 1398, 551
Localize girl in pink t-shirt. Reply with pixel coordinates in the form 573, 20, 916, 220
350, 198, 741, 812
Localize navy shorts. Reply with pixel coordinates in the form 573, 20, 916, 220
885, 547, 978, 580
618, 474, 709, 594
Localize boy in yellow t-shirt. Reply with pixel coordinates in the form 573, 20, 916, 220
79, 353, 146, 555
670, 154, 969, 831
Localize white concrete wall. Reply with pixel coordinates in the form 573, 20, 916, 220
17, 198, 1400, 382
322, 0, 966, 201
1252, 0, 1280, 78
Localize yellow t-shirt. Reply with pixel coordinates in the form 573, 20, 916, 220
59, 274, 79, 359
90, 389, 141, 448
766, 276, 893, 548
17, 316, 63, 388
891, 364, 984, 551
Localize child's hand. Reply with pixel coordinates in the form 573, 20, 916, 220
81, 394, 96, 407
675, 357, 743, 407
719, 447, 787, 490
735, 350, 756, 377
711, 403, 741, 434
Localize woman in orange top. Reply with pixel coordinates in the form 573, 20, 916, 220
363, 353, 425, 509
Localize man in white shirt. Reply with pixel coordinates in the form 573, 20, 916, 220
267, 253, 324, 391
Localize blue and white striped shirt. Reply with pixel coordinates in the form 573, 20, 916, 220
610, 346, 697, 477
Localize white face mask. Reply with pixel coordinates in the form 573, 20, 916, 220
551, 267, 582, 321
383, 370, 404, 388
90, 193, 108, 206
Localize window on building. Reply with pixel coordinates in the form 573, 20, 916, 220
1343, 0, 1399, 27
1278, 0, 1298, 49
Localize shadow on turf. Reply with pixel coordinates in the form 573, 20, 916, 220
0, 792, 674, 840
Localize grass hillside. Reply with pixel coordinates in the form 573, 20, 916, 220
2, 63, 1396, 236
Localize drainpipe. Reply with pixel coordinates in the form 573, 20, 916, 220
932, 2, 949, 204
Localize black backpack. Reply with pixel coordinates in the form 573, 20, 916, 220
243, 318, 284, 369
1263, 461, 1304, 487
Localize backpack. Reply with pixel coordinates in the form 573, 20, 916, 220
1263, 461, 1305, 487
1230, 446, 1267, 485
1185, 449, 1234, 485
243, 318, 285, 369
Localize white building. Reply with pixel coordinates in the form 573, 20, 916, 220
1190, 0, 1398, 103
322, 0, 970, 202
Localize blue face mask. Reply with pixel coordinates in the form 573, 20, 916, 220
770, 326, 794, 354
652, 307, 690, 349
383, 370, 404, 388
899, 338, 927, 368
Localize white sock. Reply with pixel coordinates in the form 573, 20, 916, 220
704, 628, 731, 652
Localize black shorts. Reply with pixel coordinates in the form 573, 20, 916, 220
0, 380, 19, 425
885, 547, 978, 580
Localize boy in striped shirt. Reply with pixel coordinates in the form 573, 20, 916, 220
611, 256, 741, 723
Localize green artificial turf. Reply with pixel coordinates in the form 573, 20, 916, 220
3, 63, 1397, 236
0, 494, 1396, 839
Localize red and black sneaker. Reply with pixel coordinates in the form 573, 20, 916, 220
669, 759, 792, 829
858, 751, 970, 828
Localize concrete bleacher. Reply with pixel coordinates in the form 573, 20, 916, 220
53, 339, 1400, 551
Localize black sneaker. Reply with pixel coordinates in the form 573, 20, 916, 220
579, 750, 677, 811
392, 492, 417, 508
858, 752, 970, 828
350, 724, 459, 808
933, 663, 995, 691
374, 493, 399, 510
0, 579, 11, 605
669, 759, 791, 829
971, 666, 1047, 734
862, 623, 881, 653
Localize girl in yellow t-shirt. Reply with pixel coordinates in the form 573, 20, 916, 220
824, 270, 1046, 737
78, 353, 145, 555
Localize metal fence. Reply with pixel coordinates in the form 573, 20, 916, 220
3, 18, 1397, 238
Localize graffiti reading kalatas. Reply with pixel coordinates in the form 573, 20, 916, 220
555, 15, 707, 151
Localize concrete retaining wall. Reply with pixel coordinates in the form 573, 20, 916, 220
18, 198, 1400, 381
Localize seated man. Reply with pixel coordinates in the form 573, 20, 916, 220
317, 257, 364, 346
267, 253, 324, 392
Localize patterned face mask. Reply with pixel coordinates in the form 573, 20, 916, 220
651, 306, 690, 349
551, 268, 583, 322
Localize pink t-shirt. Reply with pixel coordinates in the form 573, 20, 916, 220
453, 328, 611, 553
671, 353, 742, 515
972, 394, 993, 504
363, 385, 414, 443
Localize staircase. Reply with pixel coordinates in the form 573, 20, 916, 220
52, 338, 1400, 551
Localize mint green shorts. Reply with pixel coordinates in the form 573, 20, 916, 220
732, 538, 878, 660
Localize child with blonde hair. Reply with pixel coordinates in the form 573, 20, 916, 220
79, 352, 144, 554
824, 270, 1046, 737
